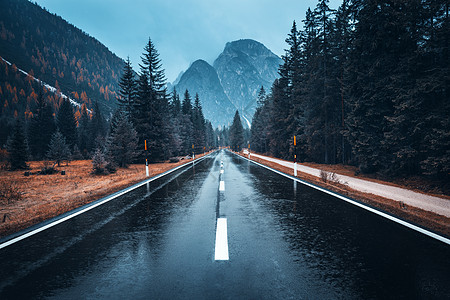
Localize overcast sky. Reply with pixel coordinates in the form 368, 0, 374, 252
34, 0, 342, 82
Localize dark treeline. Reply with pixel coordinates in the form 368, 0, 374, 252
3, 38, 218, 171
251, 0, 449, 180
117, 39, 217, 163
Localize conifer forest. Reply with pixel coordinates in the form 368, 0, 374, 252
0, 0, 449, 184
250, 0, 449, 181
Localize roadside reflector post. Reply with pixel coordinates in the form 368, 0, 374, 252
248, 141, 251, 158
294, 136, 297, 177
192, 144, 195, 164
145, 139, 149, 177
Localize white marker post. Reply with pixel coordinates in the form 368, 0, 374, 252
145, 139, 149, 177
293, 136, 297, 177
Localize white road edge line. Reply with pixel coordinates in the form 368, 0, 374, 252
215, 218, 229, 260
230, 151, 450, 246
0, 153, 215, 250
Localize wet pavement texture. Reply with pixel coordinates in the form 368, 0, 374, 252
0, 150, 449, 299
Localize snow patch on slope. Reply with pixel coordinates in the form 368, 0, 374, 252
1, 56, 88, 111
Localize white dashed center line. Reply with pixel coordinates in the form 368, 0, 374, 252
214, 218, 229, 260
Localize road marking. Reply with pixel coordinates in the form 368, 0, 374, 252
0, 152, 216, 250
215, 218, 229, 260
219, 180, 225, 191
229, 150, 450, 246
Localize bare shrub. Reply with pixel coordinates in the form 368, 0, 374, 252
0, 180, 22, 205
0, 148, 9, 170
320, 170, 329, 183
320, 170, 340, 184
39, 160, 58, 175
329, 172, 340, 183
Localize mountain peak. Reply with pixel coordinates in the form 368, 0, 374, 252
214, 39, 282, 123
175, 39, 282, 129
223, 39, 278, 58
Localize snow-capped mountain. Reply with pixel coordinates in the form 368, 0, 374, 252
174, 39, 282, 128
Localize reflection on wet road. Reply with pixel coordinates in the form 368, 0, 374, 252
0, 150, 449, 299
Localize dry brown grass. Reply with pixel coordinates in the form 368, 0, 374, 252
0, 154, 208, 238
239, 151, 450, 238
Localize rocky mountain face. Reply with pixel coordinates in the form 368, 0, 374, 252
174, 39, 281, 128
214, 39, 282, 126
175, 60, 236, 128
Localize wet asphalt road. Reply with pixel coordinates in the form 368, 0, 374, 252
0, 150, 449, 299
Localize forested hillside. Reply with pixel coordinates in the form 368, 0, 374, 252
251, 0, 449, 180
0, 0, 123, 123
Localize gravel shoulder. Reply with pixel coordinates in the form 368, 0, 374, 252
250, 153, 450, 218
241, 151, 449, 237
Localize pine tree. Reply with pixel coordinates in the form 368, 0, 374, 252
344, 0, 399, 173
56, 98, 77, 148
416, 1, 449, 179
117, 56, 137, 117
47, 130, 71, 167
88, 100, 107, 151
28, 91, 55, 159
192, 93, 206, 153
77, 103, 90, 156
91, 148, 107, 175
170, 88, 181, 117
180, 89, 193, 154
7, 119, 29, 170
107, 113, 139, 168
182, 89, 192, 116
132, 38, 170, 162
229, 110, 244, 151
256, 86, 266, 107
205, 121, 215, 150
168, 88, 183, 156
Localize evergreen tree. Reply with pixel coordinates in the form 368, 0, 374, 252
117, 56, 137, 117
205, 121, 215, 150
192, 93, 206, 153
7, 119, 29, 170
344, 0, 399, 173
419, 2, 450, 179
170, 88, 181, 117
180, 89, 193, 154
182, 89, 193, 116
168, 89, 183, 156
88, 100, 107, 151
229, 110, 244, 151
28, 90, 55, 159
256, 86, 266, 107
47, 130, 71, 167
107, 113, 139, 168
91, 148, 107, 175
77, 103, 90, 157
132, 38, 170, 162
56, 98, 77, 148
